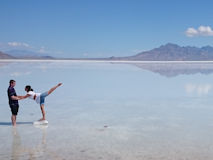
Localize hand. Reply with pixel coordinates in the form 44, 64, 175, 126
17, 96, 23, 100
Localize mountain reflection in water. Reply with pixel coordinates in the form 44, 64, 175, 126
125, 62, 213, 77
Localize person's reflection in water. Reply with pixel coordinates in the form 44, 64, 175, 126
33, 125, 48, 157
11, 127, 21, 160
11, 126, 48, 160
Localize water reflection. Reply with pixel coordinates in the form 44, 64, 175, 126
185, 83, 212, 96
11, 126, 47, 160
0, 61, 11, 67
11, 128, 21, 160
0, 122, 33, 126
117, 62, 213, 77
2, 60, 213, 78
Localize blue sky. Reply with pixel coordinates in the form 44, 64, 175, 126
0, 0, 213, 58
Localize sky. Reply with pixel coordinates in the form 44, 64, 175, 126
0, 0, 213, 58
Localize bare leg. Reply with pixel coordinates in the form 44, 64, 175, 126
11, 115, 13, 125
40, 104, 46, 121
47, 83, 62, 95
11, 115, 16, 126
38, 83, 62, 121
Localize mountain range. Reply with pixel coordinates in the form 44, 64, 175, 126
0, 51, 15, 59
110, 43, 213, 61
1, 43, 213, 60
0, 50, 53, 59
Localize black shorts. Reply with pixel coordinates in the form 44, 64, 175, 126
9, 104, 19, 115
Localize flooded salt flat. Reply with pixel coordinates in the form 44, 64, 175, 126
1, 60, 213, 160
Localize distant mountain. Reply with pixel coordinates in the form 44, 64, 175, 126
2, 43, 213, 60
0, 51, 15, 59
110, 43, 213, 61
6, 49, 40, 58
3, 49, 54, 59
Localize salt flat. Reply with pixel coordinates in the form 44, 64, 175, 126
1, 61, 213, 160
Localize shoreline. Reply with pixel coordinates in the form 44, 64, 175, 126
1, 59, 213, 63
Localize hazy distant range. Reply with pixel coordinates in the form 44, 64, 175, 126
1, 43, 213, 61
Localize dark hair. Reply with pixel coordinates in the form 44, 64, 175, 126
9, 80, 16, 85
25, 85, 33, 92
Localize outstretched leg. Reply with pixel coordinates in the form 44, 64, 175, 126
47, 83, 62, 95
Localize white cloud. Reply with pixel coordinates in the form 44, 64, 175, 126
0, 42, 32, 51
185, 27, 198, 37
185, 83, 212, 96
198, 26, 213, 36
8, 42, 30, 48
10, 71, 31, 77
0, 41, 64, 57
185, 26, 213, 37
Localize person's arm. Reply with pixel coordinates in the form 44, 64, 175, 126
11, 95, 21, 100
18, 94, 30, 100
8, 88, 23, 100
11, 94, 30, 100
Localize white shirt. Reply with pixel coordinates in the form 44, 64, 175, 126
27, 91, 41, 104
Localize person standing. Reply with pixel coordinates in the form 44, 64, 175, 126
7, 80, 20, 126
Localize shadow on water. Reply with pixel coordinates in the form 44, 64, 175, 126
0, 122, 33, 126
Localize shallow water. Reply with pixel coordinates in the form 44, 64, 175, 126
1, 60, 213, 160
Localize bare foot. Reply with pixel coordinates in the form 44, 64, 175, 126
39, 118, 45, 121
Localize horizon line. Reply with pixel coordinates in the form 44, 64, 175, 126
2, 59, 213, 63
